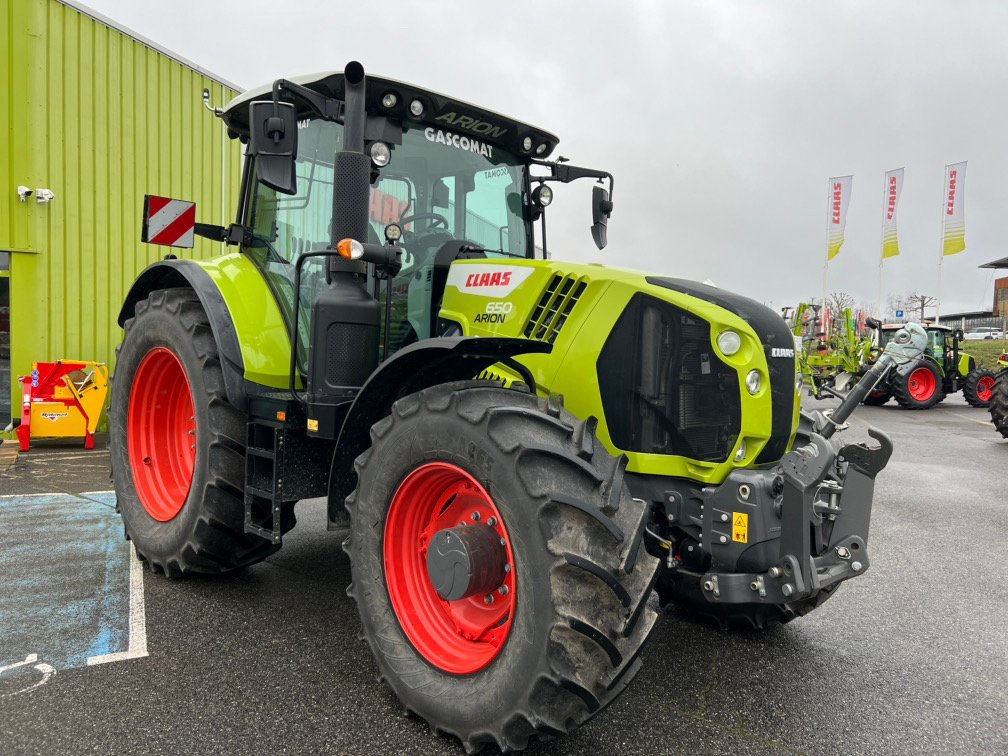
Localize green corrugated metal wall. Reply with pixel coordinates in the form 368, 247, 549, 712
1, 0, 241, 421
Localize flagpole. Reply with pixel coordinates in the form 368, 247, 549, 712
822, 177, 831, 310
937, 165, 945, 323
877, 170, 886, 317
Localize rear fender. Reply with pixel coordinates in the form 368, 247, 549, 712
119, 260, 248, 410
326, 336, 551, 526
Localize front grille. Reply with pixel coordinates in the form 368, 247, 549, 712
523, 275, 587, 344
597, 294, 741, 461
647, 277, 797, 464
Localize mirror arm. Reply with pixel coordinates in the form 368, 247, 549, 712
531, 158, 615, 199
270, 79, 344, 123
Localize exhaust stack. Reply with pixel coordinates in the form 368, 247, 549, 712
306, 61, 381, 438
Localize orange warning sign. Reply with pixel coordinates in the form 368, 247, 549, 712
732, 512, 748, 543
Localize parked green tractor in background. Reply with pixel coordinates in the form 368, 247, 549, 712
990, 351, 1008, 437
109, 62, 920, 751
864, 323, 995, 409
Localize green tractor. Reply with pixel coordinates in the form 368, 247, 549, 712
990, 351, 1008, 437
110, 62, 921, 751
864, 323, 995, 409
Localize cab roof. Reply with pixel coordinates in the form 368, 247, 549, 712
222, 70, 559, 160
881, 323, 950, 331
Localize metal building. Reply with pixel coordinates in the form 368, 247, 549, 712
1, 0, 241, 422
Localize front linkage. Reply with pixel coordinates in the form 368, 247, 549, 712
692, 323, 928, 608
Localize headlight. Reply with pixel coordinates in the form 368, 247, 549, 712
409, 99, 424, 117
746, 370, 762, 395
717, 330, 742, 356
532, 184, 553, 207
734, 440, 747, 462
369, 142, 391, 167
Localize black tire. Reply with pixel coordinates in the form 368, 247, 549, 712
892, 360, 943, 410
862, 387, 891, 406
345, 382, 660, 753
990, 370, 1008, 438
109, 288, 286, 576
656, 572, 838, 630
962, 368, 997, 408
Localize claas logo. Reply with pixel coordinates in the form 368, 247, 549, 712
465, 271, 512, 288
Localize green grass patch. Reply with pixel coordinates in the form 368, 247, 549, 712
959, 339, 1008, 369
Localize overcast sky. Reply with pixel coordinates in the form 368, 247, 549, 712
83, 0, 1008, 316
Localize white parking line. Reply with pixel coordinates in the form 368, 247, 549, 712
86, 543, 148, 666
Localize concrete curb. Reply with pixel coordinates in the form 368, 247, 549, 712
0, 441, 20, 472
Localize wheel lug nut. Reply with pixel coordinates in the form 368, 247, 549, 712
471, 512, 481, 521
499, 538, 506, 546
498, 585, 509, 595
487, 516, 497, 527
504, 564, 511, 573
483, 594, 494, 604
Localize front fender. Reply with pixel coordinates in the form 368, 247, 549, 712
326, 336, 551, 526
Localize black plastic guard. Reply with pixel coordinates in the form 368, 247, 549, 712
326, 336, 552, 526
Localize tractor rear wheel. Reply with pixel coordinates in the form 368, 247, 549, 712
345, 382, 660, 752
109, 288, 285, 576
990, 371, 1008, 438
963, 368, 997, 408
893, 361, 942, 410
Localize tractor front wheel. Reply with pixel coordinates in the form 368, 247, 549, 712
893, 361, 943, 410
109, 288, 285, 576
963, 368, 997, 408
862, 386, 892, 406
345, 382, 659, 752
990, 371, 1008, 438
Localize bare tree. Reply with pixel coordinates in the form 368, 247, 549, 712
904, 292, 937, 322
826, 291, 855, 313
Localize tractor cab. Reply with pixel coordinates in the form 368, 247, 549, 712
217, 70, 613, 374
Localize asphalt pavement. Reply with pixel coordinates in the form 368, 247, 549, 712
1, 397, 1005, 755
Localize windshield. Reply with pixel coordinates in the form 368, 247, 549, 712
245, 118, 532, 370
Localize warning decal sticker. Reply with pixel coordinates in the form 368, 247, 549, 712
732, 512, 748, 543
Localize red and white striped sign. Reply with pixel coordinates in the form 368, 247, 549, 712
142, 195, 196, 248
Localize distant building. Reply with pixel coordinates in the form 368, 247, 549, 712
2, 0, 241, 422
979, 256, 1008, 320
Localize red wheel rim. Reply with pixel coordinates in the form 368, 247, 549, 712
127, 347, 196, 522
978, 376, 995, 402
907, 367, 937, 401
383, 462, 516, 674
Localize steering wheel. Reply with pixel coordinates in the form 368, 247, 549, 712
398, 212, 450, 235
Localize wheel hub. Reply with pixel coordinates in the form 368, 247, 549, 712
426, 524, 507, 601
127, 347, 196, 521
383, 462, 516, 674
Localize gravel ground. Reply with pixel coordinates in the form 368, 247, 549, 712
1, 396, 1005, 755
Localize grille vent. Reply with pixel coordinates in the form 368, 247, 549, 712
523, 275, 587, 343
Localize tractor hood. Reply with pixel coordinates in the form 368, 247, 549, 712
222, 70, 559, 160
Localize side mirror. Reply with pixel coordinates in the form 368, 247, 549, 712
249, 101, 298, 195
591, 184, 614, 250
432, 178, 450, 208
865, 317, 881, 330
954, 328, 964, 341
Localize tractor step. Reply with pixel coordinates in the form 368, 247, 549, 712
242, 400, 337, 545
244, 420, 287, 545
